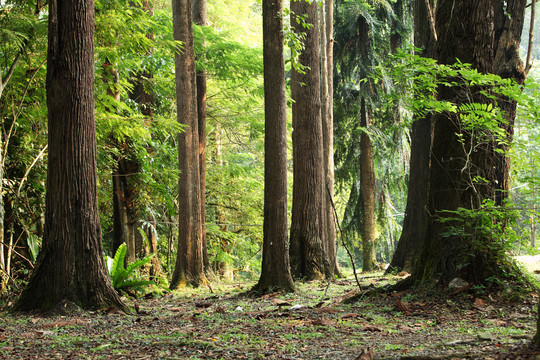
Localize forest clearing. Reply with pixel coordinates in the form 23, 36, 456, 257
0, 268, 538, 360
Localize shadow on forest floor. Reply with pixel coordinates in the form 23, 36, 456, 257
0, 269, 538, 359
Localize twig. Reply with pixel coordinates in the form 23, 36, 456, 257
326, 184, 363, 292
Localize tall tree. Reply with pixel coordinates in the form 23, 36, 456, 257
359, 97, 377, 271
320, 0, 340, 277
492, 0, 528, 205
388, 0, 435, 273
253, 0, 296, 293
14, 0, 126, 311
410, 0, 527, 285
170, 0, 206, 288
289, 0, 329, 280
192, 0, 210, 273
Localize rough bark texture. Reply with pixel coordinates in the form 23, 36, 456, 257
170, 0, 205, 288
14, 0, 126, 312
289, 0, 329, 281
411, 0, 526, 285
192, 0, 210, 273
360, 97, 376, 271
388, 0, 434, 273
253, 0, 295, 293
492, 0, 527, 205
320, 0, 340, 278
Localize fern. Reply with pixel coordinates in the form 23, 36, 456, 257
106, 243, 156, 293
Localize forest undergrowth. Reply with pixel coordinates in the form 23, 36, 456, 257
0, 269, 538, 360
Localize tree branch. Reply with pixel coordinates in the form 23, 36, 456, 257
0, 46, 25, 100
525, 0, 537, 75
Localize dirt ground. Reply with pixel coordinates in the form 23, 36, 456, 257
0, 272, 538, 360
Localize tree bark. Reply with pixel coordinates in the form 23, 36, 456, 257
145, 215, 162, 279
170, 0, 205, 288
360, 97, 376, 271
289, 0, 329, 281
320, 0, 340, 278
253, 0, 296, 293
14, 0, 126, 312
388, 0, 434, 273
192, 0, 210, 273
411, 0, 526, 285
492, 0, 527, 205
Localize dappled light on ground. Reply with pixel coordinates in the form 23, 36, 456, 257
0, 272, 538, 359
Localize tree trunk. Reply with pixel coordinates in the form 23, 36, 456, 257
170, 0, 205, 289
289, 0, 329, 281
320, 0, 340, 278
492, 0, 527, 205
14, 0, 126, 311
411, 0, 526, 285
388, 0, 434, 273
112, 167, 130, 258
192, 0, 210, 273
360, 97, 376, 271
146, 215, 162, 279
112, 157, 139, 263
253, 0, 295, 294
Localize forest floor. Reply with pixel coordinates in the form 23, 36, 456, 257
0, 266, 539, 360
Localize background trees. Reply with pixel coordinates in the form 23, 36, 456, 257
0, 0, 537, 310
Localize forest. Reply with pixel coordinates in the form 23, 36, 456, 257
0, 0, 540, 358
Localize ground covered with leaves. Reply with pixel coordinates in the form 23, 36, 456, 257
0, 271, 538, 360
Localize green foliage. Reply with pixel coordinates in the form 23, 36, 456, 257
334, 0, 411, 262
388, 49, 540, 257
438, 200, 522, 267
106, 243, 155, 293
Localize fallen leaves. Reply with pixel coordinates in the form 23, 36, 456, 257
361, 325, 383, 332
41, 319, 89, 328
271, 298, 292, 307
395, 298, 411, 313
354, 348, 374, 360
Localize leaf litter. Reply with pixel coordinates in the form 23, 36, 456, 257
0, 274, 538, 359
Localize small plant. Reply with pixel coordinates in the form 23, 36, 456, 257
106, 243, 155, 294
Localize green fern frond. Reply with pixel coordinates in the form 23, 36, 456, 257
111, 243, 128, 285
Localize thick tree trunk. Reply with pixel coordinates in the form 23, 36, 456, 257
192, 0, 210, 273
411, 0, 526, 285
14, 0, 126, 312
320, 0, 340, 278
388, 0, 434, 273
289, 0, 329, 281
492, 0, 527, 205
360, 97, 376, 271
170, 0, 205, 288
254, 0, 296, 293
